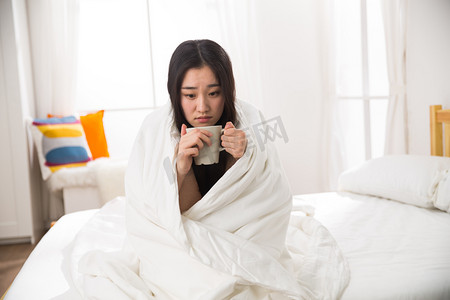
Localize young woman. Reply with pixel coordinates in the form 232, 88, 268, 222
167, 40, 247, 212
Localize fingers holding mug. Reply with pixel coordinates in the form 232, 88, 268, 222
180, 127, 212, 151
221, 122, 247, 159
187, 125, 223, 165
177, 125, 212, 175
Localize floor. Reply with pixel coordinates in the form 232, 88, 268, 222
0, 243, 36, 297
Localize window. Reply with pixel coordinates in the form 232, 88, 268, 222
335, 0, 389, 169
76, 0, 223, 158
76, 0, 156, 158
77, 0, 154, 111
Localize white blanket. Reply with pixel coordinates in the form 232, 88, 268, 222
71, 101, 349, 299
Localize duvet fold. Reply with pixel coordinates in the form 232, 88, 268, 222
72, 100, 350, 299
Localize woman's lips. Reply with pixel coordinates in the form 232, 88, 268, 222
196, 116, 212, 123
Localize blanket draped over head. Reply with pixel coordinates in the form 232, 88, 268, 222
70, 100, 350, 299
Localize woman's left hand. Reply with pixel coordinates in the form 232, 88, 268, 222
221, 122, 247, 159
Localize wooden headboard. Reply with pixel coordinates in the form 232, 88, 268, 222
430, 105, 450, 157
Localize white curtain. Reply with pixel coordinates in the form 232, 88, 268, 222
381, 0, 408, 154
27, 0, 80, 118
215, 0, 264, 111
146, 0, 263, 111
26, 0, 80, 226
317, 0, 344, 191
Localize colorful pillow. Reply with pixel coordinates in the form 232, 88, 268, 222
49, 111, 109, 160
80, 110, 109, 159
31, 116, 92, 180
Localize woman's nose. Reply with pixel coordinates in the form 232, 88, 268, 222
197, 95, 209, 112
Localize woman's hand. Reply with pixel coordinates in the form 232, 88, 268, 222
176, 124, 213, 176
221, 122, 247, 159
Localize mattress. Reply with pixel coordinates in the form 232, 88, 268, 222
4, 209, 98, 300
294, 192, 450, 300
5, 192, 450, 299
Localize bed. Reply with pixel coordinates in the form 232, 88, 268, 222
3, 105, 450, 299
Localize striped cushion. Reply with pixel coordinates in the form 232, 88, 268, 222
31, 116, 92, 180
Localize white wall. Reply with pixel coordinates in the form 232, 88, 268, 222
407, 0, 450, 155
0, 0, 41, 243
14, 0, 43, 241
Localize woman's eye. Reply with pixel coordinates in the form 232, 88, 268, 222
209, 91, 220, 97
185, 94, 195, 99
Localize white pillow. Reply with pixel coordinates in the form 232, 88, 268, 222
433, 170, 450, 213
338, 155, 450, 208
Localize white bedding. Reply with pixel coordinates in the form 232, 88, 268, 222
45, 158, 127, 218
4, 208, 98, 300
294, 192, 450, 300
6, 191, 450, 299
68, 101, 348, 299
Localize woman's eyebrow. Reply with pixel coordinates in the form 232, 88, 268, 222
181, 83, 220, 89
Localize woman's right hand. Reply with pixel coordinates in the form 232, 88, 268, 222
176, 124, 213, 176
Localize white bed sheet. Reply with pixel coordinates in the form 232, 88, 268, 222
4, 209, 98, 300
294, 192, 450, 300
5, 192, 450, 299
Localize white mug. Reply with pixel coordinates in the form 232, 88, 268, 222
186, 125, 224, 165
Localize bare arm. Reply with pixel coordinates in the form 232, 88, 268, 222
177, 168, 202, 213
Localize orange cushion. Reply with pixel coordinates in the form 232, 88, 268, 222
80, 110, 109, 159
47, 111, 109, 159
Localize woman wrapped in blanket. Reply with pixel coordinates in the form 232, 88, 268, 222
76, 40, 350, 300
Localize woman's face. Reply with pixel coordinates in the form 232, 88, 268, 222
180, 65, 225, 127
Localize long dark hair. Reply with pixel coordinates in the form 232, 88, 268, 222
168, 40, 237, 196
167, 39, 236, 131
